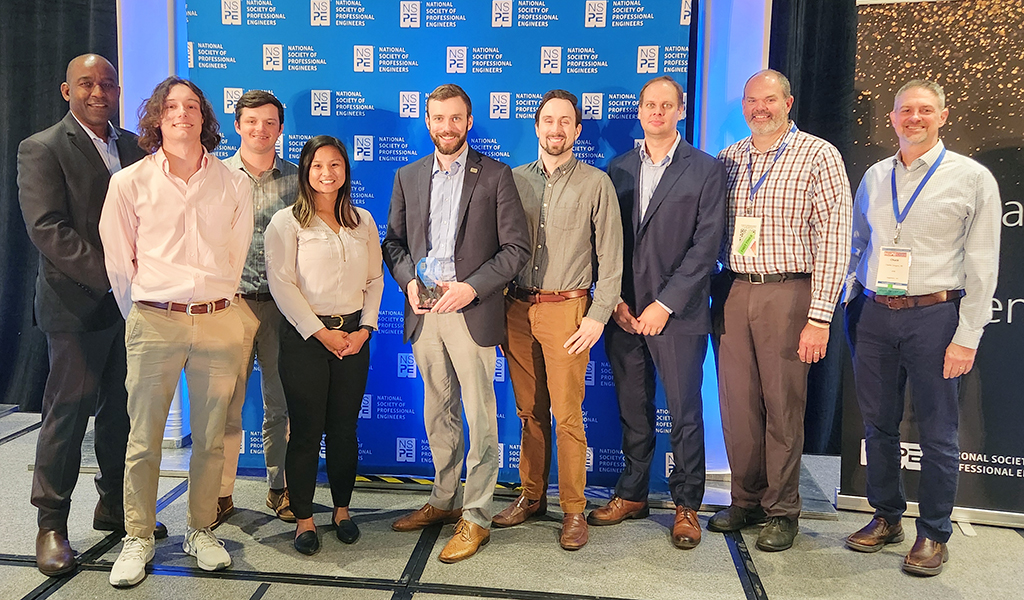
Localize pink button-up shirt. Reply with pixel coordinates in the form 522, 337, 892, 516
99, 147, 253, 318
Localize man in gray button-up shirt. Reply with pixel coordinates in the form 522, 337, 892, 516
492, 90, 622, 551
218, 90, 298, 527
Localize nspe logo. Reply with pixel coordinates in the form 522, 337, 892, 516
681, 0, 692, 25
490, 92, 510, 119
187, 42, 195, 69
354, 135, 373, 162
311, 90, 331, 117
263, 45, 283, 71
446, 47, 467, 74
637, 45, 659, 74
582, 93, 603, 120
665, 452, 676, 477
398, 353, 417, 378
494, 356, 506, 383
585, 360, 596, 385
223, 88, 243, 115
586, 447, 594, 472
540, 46, 562, 74
400, 1, 421, 27
359, 395, 371, 419
585, 1, 607, 28
860, 439, 922, 471
396, 437, 416, 462
492, 0, 512, 27
400, 91, 420, 118
311, 0, 330, 26
354, 45, 374, 72
222, 0, 241, 25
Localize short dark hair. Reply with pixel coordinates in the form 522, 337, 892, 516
535, 89, 581, 126
234, 89, 284, 124
137, 77, 221, 153
638, 75, 686, 107
426, 83, 472, 117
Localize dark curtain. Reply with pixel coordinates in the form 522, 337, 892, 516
0, 0, 119, 410
769, 0, 857, 455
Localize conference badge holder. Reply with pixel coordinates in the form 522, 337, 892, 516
732, 216, 761, 257
873, 246, 912, 296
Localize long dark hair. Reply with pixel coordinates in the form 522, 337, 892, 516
136, 77, 221, 153
292, 135, 360, 230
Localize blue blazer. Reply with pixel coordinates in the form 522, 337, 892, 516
607, 139, 727, 336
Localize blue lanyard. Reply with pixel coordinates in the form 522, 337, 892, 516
890, 146, 945, 243
747, 123, 797, 208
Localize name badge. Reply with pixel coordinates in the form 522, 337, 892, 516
874, 246, 912, 296
732, 216, 761, 257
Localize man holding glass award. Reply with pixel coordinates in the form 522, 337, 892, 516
383, 84, 530, 563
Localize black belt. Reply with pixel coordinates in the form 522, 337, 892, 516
240, 291, 274, 302
730, 271, 811, 284
318, 311, 361, 333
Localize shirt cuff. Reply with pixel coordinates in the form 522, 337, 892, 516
584, 304, 613, 325
807, 299, 836, 323
295, 314, 325, 340
951, 327, 982, 350
655, 300, 674, 315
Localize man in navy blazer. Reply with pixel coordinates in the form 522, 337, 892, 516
383, 84, 530, 563
587, 76, 726, 550
17, 54, 164, 576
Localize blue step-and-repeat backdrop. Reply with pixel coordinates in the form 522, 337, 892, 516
184, 0, 717, 491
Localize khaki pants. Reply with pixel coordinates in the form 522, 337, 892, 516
123, 302, 245, 537
503, 296, 590, 513
411, 312, 499, 529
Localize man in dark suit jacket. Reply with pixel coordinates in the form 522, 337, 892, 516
17, 54, 163, 576
587, 77, 726, 550
383, 84, 529, 563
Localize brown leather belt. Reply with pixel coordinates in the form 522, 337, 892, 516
138, 298, 232, 315
865, 289, 963, 310
509, 285, 590, 304
731, 271, 811, 284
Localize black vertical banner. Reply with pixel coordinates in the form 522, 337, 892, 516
842, 0, 1024, 522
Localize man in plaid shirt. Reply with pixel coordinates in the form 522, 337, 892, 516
708, 70, 852, 552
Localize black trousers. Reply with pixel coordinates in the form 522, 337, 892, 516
279, 323, 369, 520
605, 326, 707, 510
32, 324, 129, 531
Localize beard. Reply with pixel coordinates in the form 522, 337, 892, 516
540, 136, 573, 157
431, 129, 468, 155
746, 111, 788, 136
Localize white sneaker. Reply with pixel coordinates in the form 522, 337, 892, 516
183, 527, 231, 571
109, 535, 155, 588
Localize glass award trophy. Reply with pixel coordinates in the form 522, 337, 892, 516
415, 257, 454, 309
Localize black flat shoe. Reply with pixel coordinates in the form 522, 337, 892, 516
334, 519, 360, 544
293, 530, 320, 555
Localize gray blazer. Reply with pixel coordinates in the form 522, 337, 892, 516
17, 112, 147, 332
383, 147, 530, 347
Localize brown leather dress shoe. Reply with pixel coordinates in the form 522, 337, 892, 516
587, 496, 649, 526
267, 488, 297, 523
672, 507, 702, 549
438, 518, 490, 563
392, 503, 463, 532
36, 529, 75, 577
211, 495, 235, 529
559, 513, 588, 550
902, 536, 948, 576
846, 516, 904, 553
492, 494, 546, 528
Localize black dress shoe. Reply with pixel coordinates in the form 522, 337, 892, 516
707, 505, 767, 532
36, 529, 76, 577
335, 519, 360, 544
294, 530, 321, 555
756, 516, 798, 552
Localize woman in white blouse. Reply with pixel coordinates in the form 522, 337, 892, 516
265, 135, 383, 555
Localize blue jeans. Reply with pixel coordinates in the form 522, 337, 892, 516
845, 293, 960, 543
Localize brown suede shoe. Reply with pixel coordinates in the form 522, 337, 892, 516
438, 518, 490, 563
587, 496, 649, 526
492, 494, 546, 528
211, 495, 234, 530
392, 503, 463, 532
559, 513, 588, 550
36, 529, 75, 577
267, 488, 297, 523
902, 536, 949, 576
672, 507, 701, 549
846, 516, 904, 553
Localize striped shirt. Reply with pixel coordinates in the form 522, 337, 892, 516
718, 124, 853, 322
223, 151, 298, 295
846, 141, 1001, 349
